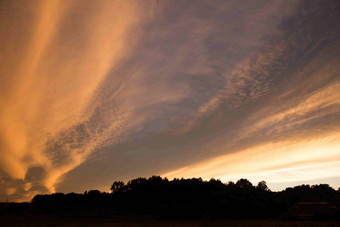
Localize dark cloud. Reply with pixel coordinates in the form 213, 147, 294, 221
58, 0, 340, 193
0, 167, 49, 202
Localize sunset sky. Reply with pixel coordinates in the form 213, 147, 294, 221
1, 0, 340, 201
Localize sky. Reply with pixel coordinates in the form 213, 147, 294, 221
0, 0, 340, 201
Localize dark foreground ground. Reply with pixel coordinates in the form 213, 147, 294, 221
2, 178, 340, 226
1, 214, 340, 227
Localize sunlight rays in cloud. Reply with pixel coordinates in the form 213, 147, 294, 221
0, 0, 65, 181
0, 0, 151, 200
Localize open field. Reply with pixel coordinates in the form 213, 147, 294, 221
1, 215, 340, 227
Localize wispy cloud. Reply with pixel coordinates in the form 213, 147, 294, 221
160, 0, 340, 188
57, 0, 340, 194
0, 0, 152, 200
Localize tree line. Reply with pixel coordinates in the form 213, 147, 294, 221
31, 176, 340, 220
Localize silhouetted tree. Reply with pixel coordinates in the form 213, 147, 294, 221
236, 178, 253, 190
110, 181, 125, 192
257, 181, 270, 191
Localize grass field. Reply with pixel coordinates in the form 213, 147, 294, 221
1, 215, 340, 227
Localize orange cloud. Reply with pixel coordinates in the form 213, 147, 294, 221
0, 0, 150, 194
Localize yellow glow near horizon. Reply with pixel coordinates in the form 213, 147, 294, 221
162, 132, 340, 189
